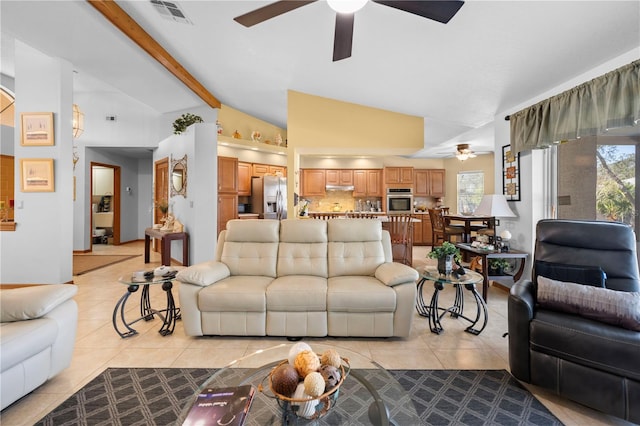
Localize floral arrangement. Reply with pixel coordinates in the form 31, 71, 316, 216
156, 199, 169, 215
172, 113, 203, 135
299, 199, 310, 216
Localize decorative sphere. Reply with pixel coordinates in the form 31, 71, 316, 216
288, 342, 313, 365
320, 364, 341, 390
499, 230, 512, 240
271, 363, 300, 397
294, 350, 320, 378
304, 372, 325, 397
320, 349, 341, 368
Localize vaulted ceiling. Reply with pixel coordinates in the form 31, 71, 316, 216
1, 1, 639, 157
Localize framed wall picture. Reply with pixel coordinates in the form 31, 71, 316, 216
20, 158, 54, 192
21, 112, 54, 146
502, 144, 520, 201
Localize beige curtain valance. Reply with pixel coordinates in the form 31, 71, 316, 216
509, 60, 640, 154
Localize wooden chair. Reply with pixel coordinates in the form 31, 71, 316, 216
309, 213, 341, 219
428, 208, 464, 246
386, 214, 414, 266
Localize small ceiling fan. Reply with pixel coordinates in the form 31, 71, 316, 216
233, 0, 465, 61
455, 143, 476, 161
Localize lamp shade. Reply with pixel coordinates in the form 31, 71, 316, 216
474, 194, 516, 217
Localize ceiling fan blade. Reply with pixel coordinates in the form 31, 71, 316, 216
234, 0, 317, 27
372, 0, 464, 24
333, 13, 355, 61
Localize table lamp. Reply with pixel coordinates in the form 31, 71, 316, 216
473, 194, 516, 246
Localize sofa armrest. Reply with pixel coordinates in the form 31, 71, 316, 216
0, 284, 77, 322
508, 279, 536, 382
375, 262, 419, 287
176, 261, 230, 287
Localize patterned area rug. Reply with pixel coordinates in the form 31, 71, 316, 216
72, 254, 140, 275
34, 368, 562, 426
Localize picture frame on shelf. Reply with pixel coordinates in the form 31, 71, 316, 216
21, 112, 54, 146
20, 158, 54, 192
502, 144, 520, 201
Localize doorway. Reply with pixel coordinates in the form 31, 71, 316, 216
90, 162, 121, 250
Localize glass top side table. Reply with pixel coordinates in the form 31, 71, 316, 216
114, 269, 182, 338
416, 267, 488, 335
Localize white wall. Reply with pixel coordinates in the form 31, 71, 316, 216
494, 48, 640, 282
154, 122, 218, 265
1, 41, 74, 284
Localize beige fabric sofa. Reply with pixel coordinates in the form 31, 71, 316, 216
0, 284, 78, 410
177, 219, 419, 338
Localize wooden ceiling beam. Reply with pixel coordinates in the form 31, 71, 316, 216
87, 0, 221, 109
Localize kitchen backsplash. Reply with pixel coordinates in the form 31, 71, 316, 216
303, 193, 442, 212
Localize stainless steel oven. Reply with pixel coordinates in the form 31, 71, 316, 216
387, 188, 413, 213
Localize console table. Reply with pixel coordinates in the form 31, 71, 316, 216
456, 243, 528, 302
144, 227, 189, 266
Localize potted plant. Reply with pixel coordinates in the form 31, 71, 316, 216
172, 113, 203, 135
428, 241, 461, 275
156, 199, 169, 218
488, 258, 510, 275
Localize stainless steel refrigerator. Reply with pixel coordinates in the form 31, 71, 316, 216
251, 176, 287, 219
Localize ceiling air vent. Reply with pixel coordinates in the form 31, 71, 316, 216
150, 0, 193, 25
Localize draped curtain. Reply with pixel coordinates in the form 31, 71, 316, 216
510, 60, 640, 154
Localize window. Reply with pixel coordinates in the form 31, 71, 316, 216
457, 171, 484, 214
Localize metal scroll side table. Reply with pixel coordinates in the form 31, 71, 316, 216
114, 270, 182, 338
416, 267, 488, 335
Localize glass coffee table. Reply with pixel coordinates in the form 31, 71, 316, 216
416, 267, 488, 335
113, 269, 182, 338
179, 343, 419, 425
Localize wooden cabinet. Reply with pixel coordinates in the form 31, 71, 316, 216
325, 169, 353, 186
238, 162, 252, 196
218, 156, 238, 236
414, 169, 446, 197
218, 193, 238, 234
301, 169, 326, 196
384, 167, 414, 185
353, 169, 382, 197
252, 163, 286, 177
218, 156, 238, 193
412, 213, 433, 245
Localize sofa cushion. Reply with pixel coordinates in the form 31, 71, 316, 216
327, 218, 382, 242
531, 309, 640, 381
327, 220, 385, 277
197, 276, 273, 312
375, 262, 419, 286
537, 276, 640, 331
220, 243, 279, 277
0, 284, 77, 322
278, 219, 328, 277
267, 276, 327, 311
327, 276, 396, 312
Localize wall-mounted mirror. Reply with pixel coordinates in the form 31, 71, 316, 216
170, 154, 187, 198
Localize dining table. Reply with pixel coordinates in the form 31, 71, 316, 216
444, 214, 495, 243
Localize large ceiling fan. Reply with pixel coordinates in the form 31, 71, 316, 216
234, 0, 465, 61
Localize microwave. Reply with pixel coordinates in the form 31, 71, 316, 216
387, 188, 413, 213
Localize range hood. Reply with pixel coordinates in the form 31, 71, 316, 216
325, 184, 355, 191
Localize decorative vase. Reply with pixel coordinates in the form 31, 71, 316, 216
437, 255, 454, 275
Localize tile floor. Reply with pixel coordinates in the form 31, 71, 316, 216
0, 242, 634, 425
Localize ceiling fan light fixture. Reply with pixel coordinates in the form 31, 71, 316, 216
455, 143, 476, 161
327, 0, 368, 14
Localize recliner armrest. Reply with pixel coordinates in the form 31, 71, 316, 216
0, 284, 77, 322
508, 279, 536, 382
176, 261, 230, 287
375, 262, 419, 286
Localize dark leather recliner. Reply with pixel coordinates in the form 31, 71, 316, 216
508, 219, 640, 423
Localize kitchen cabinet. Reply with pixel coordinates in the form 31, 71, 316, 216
238, 162, 252, 196
412, 213, 433, 245
218, 193, 238, 234
301, 169, 326, 197
218, 156, 238, 193
353, 169, 382, 197
252, 163, 287, 177
325, 169, 354, 186
384, 167, 414, 185
414, 169, 446, 197
218, 156, 238, 236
